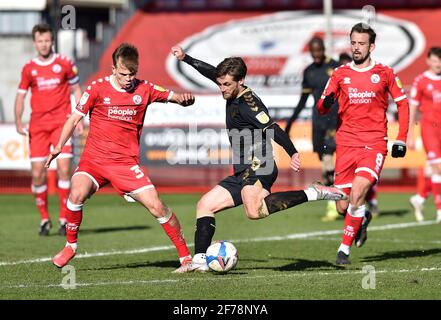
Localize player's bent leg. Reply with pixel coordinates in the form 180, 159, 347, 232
337, 176, 372, 265
131, 187, 192, 268
175, 186, 235, 274
53, 174, 94, 268
241, 184, 270, 220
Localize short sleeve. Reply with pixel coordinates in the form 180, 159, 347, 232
320, 71, 340, 99
18, 65, 31, 94
65, 59, 79, 85
409, 77, 423, 107
75, 84, 97, 116
148, 83, 173, 103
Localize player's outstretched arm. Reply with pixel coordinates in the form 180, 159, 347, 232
169, 92, 195, 107
171, 46, 217, 83
45, 112, 83, 168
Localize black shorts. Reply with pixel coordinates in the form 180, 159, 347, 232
218, 164, 278, 207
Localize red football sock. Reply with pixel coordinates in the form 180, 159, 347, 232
58, 180, 70, 222
432, 175, 441, 210
159, 212, 190, 260
32, 184, 50, 221
65, 200, 83, 244
341, 204, 364, 247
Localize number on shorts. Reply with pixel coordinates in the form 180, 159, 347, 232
375, 153, 383, 172
130, 165, 144, 179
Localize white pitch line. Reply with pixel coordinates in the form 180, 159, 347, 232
2, 266, 441, 290
0, 220, 438, 267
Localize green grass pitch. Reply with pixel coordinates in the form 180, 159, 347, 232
0, 193, 440, 299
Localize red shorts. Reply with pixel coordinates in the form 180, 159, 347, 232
421, 122, 441, 164
73, 159, 154, 196
334, 144, 387, 192
29, 123, 72, 161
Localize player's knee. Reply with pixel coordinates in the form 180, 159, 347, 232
196, 198, 213, 215
68, 188, 87, 204
31, 169, 46, 184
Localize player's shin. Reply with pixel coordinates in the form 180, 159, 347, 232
57, 180, 70, 223
338, 204, 365, 254
263, 190, 308, 214
194, 216, 216, 255
32, 184, 50, 221
158, 211, 191, 262
65, 199, 83, 251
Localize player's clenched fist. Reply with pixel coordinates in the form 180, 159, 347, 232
171, 46, 185, 60
176, 92, 195, 107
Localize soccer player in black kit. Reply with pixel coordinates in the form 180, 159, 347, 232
285, 37, 341, 222
171, 46, 347, 273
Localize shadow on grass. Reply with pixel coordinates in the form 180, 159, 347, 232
238, 256, 344, 272
362, 248, 441, 262
84, 259, 179, 271
376, 209, 409, 217
79, 225, 150, 235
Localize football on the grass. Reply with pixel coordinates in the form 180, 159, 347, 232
206, 240, 238, 273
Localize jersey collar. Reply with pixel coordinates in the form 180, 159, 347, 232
424, 70, 441, 81
33, 53, 56, 66
349, 59, 376, 72
237, 87, 251, 99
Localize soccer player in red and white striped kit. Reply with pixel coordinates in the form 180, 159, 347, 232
46, 43, 195, 268
317, 23, 410, 265
408, 47, 441, 223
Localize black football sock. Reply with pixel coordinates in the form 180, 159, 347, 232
264, 190, 308, 215
194, 216, 216, 254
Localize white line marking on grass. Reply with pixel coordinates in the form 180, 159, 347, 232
2, 266, 441, 289
0, 220, 438, 267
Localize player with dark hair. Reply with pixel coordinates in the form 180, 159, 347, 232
47, 43, 195, 268
318, 23, 410, 265
408, 46, 441, 223
15, 23, 83, 236
171, 46, 347, 273
285, 37, 341, 222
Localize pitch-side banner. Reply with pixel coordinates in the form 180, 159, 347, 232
0, 125, 30, 170
142, 95, 425, 169
87, 8, 440, 92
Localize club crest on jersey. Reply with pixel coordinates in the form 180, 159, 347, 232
256, 111, 270, 124
133, 95, 142, 104
371, 74, 380, 84
79, 92, 89, 105
344, 77, 351, 84
52, 64, 61, 73
427, 84, 434, 91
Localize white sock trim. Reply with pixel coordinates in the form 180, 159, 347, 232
414, 194, 426, 204
157, 211, 173, 224
66, 242, 77, 252
179, 255, 192, 264
431, 174, 441, 183
58, 180, 71, 189
338, 244, 350, 255
347, 204, 366, 218
304, 188, 318, 201
66, 199, 83, 211
32, 184, 47, 193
